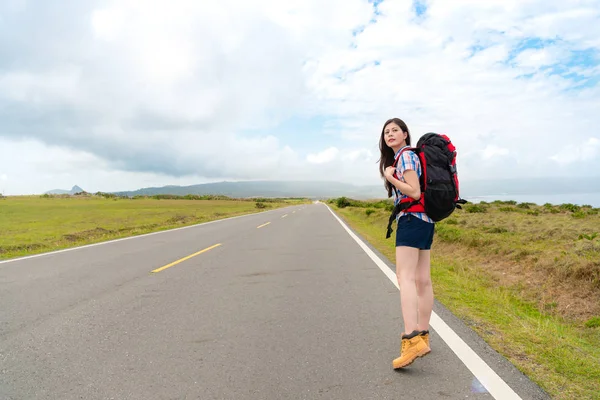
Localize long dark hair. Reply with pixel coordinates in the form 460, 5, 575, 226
378, 118, 411, 198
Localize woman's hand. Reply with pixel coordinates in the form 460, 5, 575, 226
384, 166, 397, 182
385, 167, 421, 200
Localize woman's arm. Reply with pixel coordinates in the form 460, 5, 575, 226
384, 167, 421, 200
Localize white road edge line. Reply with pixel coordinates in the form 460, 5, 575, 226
325, 205, 522, 400
0, 206, 292, 266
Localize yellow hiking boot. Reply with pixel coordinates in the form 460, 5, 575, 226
392, 331, 430, 369
420, 330, 431, 353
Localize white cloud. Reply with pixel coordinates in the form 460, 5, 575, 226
307, 147, 339, 164
341, 149, 373, 162
0, 67, 81, 104
550, 137, 600, 166
91, 8, 126, 41
482, 145, 510, 159
0, 0, 599, 194
514, 47, 563, 69
305, 147, 373, 164
0, 137, 223, 194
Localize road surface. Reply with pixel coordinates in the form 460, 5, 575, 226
0, 203, 550, 399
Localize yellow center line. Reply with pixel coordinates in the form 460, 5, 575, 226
151, 243, 222, 273
257, 222, 271, 229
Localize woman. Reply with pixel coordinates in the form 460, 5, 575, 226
379, 117, 434, 369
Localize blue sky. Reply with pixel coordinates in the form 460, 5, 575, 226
0, 0, 599, 195
413, 0, 427, 17
466, 40, 593, 95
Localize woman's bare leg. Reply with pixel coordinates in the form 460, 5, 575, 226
415, 249, 433, 331
396, 246, 420, 335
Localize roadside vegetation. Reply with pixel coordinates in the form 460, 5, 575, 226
329, 197, 600, 400
1, 193, 308, 260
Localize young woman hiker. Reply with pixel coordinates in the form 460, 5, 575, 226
379, 117, 435, 369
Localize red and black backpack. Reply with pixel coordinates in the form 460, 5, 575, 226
386, 132, 468, 238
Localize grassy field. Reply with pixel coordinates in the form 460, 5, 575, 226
0, 194, 307, 260
329, 197, 600, 400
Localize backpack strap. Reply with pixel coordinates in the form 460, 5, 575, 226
386, 203, 400, 239
385, 147, 423, 238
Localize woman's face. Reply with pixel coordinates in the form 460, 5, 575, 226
383, 122, 406, 149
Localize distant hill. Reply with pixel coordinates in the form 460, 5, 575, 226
112, 181, 383, 199
112, 176, 600, 199
111, 177, 600, 199
45, 185, 85, 195
43, 176, 600, 201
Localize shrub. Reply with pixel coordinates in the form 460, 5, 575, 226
330, 197, 375, 208
96, 191, 117, 199
572, 211, 587, 219
372, 200, 392, 209
251, 197, 278, 203
517, 202, 531, 209
499, 206, 516, 212
435, 224, 462, 242
492, 200, 516, 205
585, 316, 600, 328
336, 197, 351, 208
559, 203, 581, 213
465, 204, 487, 213
255, 202, 267, 209
365, 209, 375, 216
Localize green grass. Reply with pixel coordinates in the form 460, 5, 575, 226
331, 202, 600, 400
0, 195, 306, 260
429, 258, 600, 400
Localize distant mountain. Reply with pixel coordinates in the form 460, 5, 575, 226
111, 176, 600, 199
112, 181, 384, 199
43, 176, 600, 200
45, 185, 85, 195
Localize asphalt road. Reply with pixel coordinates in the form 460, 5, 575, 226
0, 203, 551, 400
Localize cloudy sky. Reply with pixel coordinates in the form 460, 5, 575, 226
1, 0, 599, 195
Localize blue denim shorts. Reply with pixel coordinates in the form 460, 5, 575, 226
395, 214, 435, 250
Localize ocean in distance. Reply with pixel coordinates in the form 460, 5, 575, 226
464, 192, 600, 208
456, 177, 600, 208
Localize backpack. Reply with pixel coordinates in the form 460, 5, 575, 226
385, 132, 467, 238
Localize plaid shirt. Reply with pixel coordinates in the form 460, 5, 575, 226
393, 146, 434, 224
